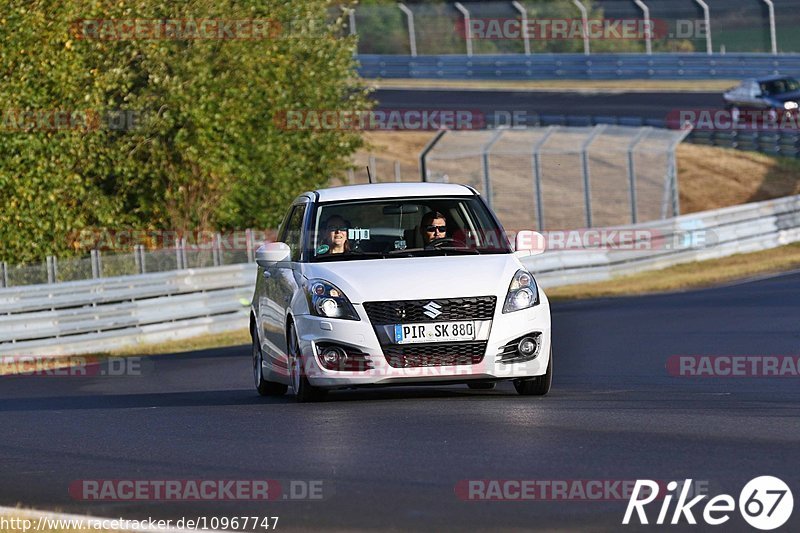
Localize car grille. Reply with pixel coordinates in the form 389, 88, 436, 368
382, 341, 487, 368
363, 296, 496, 324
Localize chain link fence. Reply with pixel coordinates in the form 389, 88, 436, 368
0, 232, 261, 288
422, 125, 690, 230
350, 0, 800, 55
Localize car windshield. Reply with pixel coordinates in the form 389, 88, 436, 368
309, 196, 511, 261
760, 77, 800, 95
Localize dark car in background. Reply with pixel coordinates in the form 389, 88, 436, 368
723, 75, 800, 123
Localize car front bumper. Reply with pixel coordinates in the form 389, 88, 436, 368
293, 295, 552, 389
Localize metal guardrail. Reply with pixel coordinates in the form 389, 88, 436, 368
524, 193, 800, 287
0, 264, 256, 356
3, 194, 800, 356
357, 53, 800, 80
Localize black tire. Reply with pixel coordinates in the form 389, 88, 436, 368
467, 382, 496, 390
288, 324, 327, 403
513, 348, 552, 396
252, 328, 288, 397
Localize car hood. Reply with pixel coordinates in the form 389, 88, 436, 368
301, 254, 521, 303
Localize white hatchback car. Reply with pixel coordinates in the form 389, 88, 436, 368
250, 183, 551, 402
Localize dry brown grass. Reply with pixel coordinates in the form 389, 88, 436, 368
677, 144, 800, 214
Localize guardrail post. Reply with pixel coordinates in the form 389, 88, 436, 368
246, 229, 255, 263
454, 2, 473, 57
633, 0, 652, 55
394, 160, 402, 182
46, 256, 56, 284
419, 130, 447, 181
572, 0, 591, 55
347, 168, 355, 184
134, 245, 142, 274
0, 261, 7, 288
512, 1, 531, 55
175, 239, 183, 270
368, 155, 376, 181
398, 3, 418, 57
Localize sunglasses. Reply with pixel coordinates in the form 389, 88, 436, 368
425, 225, 447, 233
327, 226, 349, 232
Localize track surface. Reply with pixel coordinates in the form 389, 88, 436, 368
374, 88, 722, 122
2, 272, 800, 531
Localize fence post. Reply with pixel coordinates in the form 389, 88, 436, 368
419, 130, 447, 181
175, 239, 183, 270
531, 126, 556, 230
398, 3, 417, 57
46, 256, 56, 284
91, 249, 100, 278
133, 245, 142, 274
454, 2, 473, 57
368, 155, 376, 181
693, 0, 713, 55
511, 1, 531, 55
213, 233, 222, 266
0, 261, 7, 288
394, 160, 402, 182
627, 127, 651, 224
481, 129, 505, 210
347, 168, 355, 184
633, 0, 652, 55
762, 0, 778, 55
572, 0, 591, 55
246, 228, 255, 263
580, 125, 607, 228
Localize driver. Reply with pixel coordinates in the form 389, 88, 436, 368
419, 211, 448, 246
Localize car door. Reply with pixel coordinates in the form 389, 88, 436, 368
259, 201, 307, 370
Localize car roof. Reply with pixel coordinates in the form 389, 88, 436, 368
309, 182, 478, 203
754, 75, 795, 83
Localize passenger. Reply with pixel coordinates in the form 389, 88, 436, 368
318, 215, 351, 255
419, 211, 448, 246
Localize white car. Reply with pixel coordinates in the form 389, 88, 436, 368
250, 183, 551, 402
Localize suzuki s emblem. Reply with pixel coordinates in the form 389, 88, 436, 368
422, 301, 443, 319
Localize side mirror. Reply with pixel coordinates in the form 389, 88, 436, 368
256, 242, 291, 267
514, 230, 545, 257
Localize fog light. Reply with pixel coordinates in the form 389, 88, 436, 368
518, 337, 538, 357
321, 346, 346, 367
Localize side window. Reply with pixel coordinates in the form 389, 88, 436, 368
283, 204, 306, 262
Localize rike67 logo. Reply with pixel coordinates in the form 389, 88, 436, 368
623, 476, 793, 530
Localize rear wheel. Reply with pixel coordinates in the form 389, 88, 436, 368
288, 324, 327, 403
513, 348, 552, 396
252, 329, 288, 397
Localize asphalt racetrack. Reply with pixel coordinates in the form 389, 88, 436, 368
374, 88, 722, 124
2, 271, 799, 531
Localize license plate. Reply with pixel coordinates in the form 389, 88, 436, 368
393, 321, 475, 344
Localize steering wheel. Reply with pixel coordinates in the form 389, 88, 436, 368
425, 237, 466, 249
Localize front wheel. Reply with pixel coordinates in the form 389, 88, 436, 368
513, 348, 552, 396
288, 324, 327, 403
253, 330, 288, 397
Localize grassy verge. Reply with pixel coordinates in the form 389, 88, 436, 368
102, 328, 250, 356
366, 78, 737, 92
545, 242, 800, 300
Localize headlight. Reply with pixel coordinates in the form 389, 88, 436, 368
305, 279, 360, 321
784, 101, 798, 110
502, 269, 539, 313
